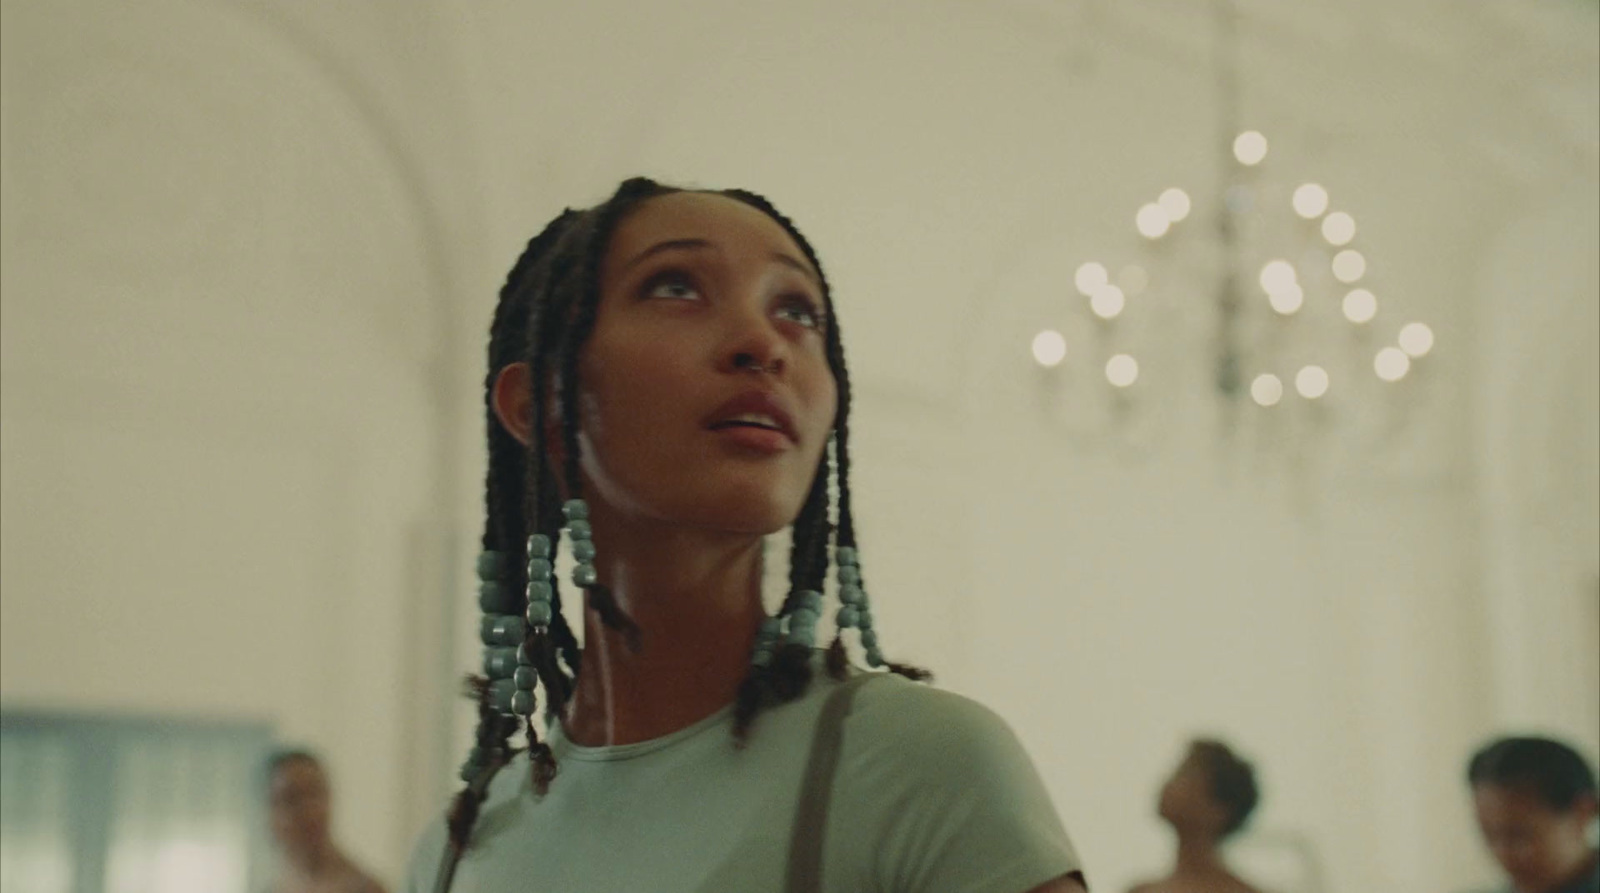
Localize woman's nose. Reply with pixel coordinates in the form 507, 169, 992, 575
720, 307, 788, 376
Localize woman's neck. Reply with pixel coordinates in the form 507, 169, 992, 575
561, 515, 768, 747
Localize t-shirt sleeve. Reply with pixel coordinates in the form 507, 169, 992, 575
402, 816, 448, 893
842, 680, 1084, 893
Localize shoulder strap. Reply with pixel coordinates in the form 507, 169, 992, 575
785, 672, 882, 893
432, 756, 513, 893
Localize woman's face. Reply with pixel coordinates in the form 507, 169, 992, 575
570, 191, 837, 537
1158, 750, 1225, 835
268, 758, 330, 855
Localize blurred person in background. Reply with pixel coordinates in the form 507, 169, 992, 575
1467, 736, 1599, 893
267, 749, 387, 893
1129, 738, 1264, 893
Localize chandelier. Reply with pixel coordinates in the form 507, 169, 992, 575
1030, 0, 1436, 449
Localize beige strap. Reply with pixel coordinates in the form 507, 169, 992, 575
785, 672, 881, 893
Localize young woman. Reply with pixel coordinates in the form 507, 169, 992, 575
405, 178, 1088, 893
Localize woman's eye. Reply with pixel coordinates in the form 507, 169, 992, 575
776, 297, 826, 331
643, 272, 700, 301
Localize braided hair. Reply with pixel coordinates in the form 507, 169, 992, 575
445, 177, 928, 855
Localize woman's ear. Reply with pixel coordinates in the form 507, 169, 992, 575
491, 363, 535, 446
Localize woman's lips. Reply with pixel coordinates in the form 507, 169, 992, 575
708, 423, 792, 454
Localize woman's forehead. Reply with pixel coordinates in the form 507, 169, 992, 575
605, 191, 810, 273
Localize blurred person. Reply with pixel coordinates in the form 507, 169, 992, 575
1129, 738, 1263, 893
267, 749, 386, 893
404, 178, 1088, 892
1467, 736, 1598, 893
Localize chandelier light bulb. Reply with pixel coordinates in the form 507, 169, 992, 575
1259, 259, 1298, 295
1251, 374, 1284, 407
1321, 211, 1356, 246
1295, 365, 1330, 399
1332, 249, 1367, 284
1032, 330, 1067, 367
1106, 354, 1139, 388
1398, 322, 1435, 357
1090, 284, 1127, 320
1292, 183, 1329, 219
1375, 347, 1411, 382
1158, 188, 1192, 223
1074, 262, 1109, 297
1136, 203, 1171, 239
1269, 282, 1304, 315
1233, 130, 1268, 166
1343, 288, 1378, 323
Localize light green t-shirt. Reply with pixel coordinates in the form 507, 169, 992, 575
405, 665, 1082, 893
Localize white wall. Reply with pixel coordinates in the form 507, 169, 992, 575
0, 0, 480, 884
2, 1, 1595, 891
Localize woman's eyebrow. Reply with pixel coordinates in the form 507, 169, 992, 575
622, 238, 819, 285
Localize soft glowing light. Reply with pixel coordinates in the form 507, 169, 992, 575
1296, 365, 1330, 399
1259, 259, 1298, 295
1251, 374, 1284, 406
1090, 284, 1126, 320
1331, 249, 1367, 283
1032, 330, 1067, 367
1375, 347, 1411, 382
1292, 183, 1329, 219
1074, 262, 1108, 296
1106, 354, 1139, 387
1117, 264, 1149, 296
1269, 282, 1304, 315
1158, 188, 1191, 223
1343, 288, 1378, 323
1233, 130, 1268, 166
1136, 203, 1171, 239
1321, 211, 1356, 246
1398, 322, 1435, 357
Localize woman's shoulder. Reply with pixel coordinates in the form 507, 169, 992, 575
846, 669, 1022, 751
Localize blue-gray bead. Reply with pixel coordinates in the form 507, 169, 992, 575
526, 581, 552, 605
751, 649, 774, 667
481, 615, 526, 646
566, 520, 592, 540
837, 566, 861, 585
489, 679, 517, 711
477, 551, 507, 581
839, 585, 864, 606
514, 666, 538, 689
858, 610, 874, 631
479, 581, 518, 614
760, 617, 782, 637
798, 590, 823, 612
788, 607, 819, 627
517, 642, 539, 665
572, 540, 597, 562
526, 558, 553, 580
835, 546, 858, 567
866, 647, 885, 668
458, 760, 481, 782
526, 601, 552, 625
573, 563, 598, 587
526, 535, 552, 559
836, 606, 860, 629
562, 500, 589, 521
860, 629, 878, 649
510, 689, 535, 717
483, 647, 520, 678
